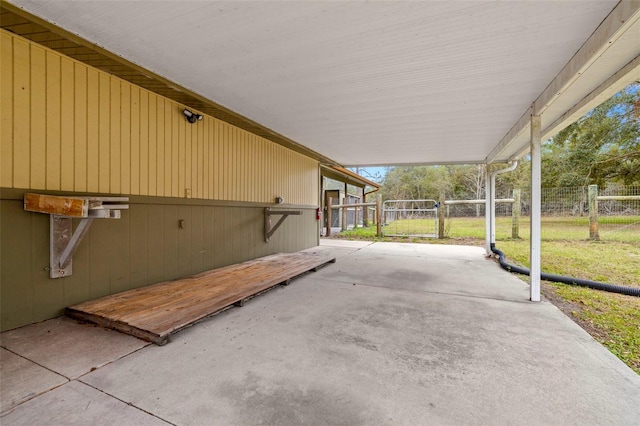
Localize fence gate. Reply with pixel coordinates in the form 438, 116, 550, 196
382, 199, 438, 238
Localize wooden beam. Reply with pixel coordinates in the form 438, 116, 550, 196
485, 106, 532, 164
25, 193, 129, 277
534, 2, 640, 116
24, 193, 88, 217
541, 54, 640, 143
508, 54, 640, 161
331, 202, 376, 208
264, 208, 302, 242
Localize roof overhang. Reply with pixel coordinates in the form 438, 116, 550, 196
0, 2, 338, 166
2, 0, 639, 167
487, 1, 640, 163
320, 166, 380, 190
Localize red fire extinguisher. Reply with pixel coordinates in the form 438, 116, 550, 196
316, 207, 322, 220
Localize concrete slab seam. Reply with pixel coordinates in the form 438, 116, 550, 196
73, 341, 153, 380
1, 345, 71, 381
78, 379, 176, 425
338, 243, 374, 256
0, 346, 70, 415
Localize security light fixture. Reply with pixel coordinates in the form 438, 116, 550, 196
183, 108, 203, 123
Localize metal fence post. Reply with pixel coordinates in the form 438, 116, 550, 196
588, 184, 599, 240
512, 189, 521, 239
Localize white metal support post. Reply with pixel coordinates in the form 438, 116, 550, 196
485, 168, 492, 256
530, 113, 542, 302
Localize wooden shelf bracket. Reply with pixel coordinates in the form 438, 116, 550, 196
24, 193, 129, 278
264, 208, 302, 242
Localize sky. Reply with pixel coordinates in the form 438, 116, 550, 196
348, 167, 388, 183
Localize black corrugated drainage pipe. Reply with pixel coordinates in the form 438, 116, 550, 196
490, 244, 640, 297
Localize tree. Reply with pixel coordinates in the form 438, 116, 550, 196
542, 82, 640, 187
449, 165, 486, 199
381, 166, 453, 201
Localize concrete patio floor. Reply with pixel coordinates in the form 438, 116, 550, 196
1, 240, 639, 425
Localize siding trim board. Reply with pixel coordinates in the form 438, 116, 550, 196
1, 187, 319, 211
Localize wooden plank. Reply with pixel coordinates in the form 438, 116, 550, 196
68, 309, 168, 345
70, 255, 307, 322
24, 193, 88, 217
66, 251, 336, 344
122, 257, 324, 333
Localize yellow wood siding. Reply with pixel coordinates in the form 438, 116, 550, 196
1, 32, 13, 187
1, 30, 319, 206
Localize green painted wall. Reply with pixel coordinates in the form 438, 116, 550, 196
0, 190, 319, 331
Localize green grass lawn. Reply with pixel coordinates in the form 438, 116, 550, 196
333, 217, 640, 374
340, 216, 640, 242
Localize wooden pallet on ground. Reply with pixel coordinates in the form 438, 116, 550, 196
66, 251, 336, 345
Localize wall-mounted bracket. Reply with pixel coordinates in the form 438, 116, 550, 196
264, 208, 302, 242
24, 193, 129, 278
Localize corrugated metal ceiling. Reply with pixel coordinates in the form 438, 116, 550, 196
5, 0, 639, 166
